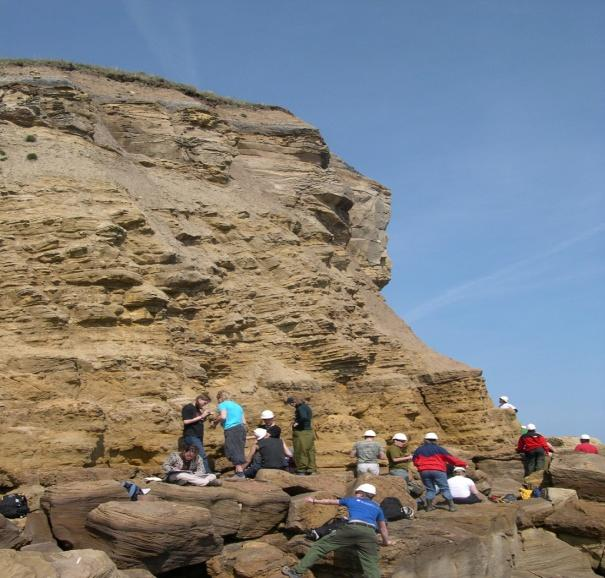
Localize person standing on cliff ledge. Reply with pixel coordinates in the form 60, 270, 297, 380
412, 432, 467, 512
181, 393, 212, 473
212, 390, 247, 479
286, 396, 316, 475
574, 434, 599, 454
498, 395, 518, 413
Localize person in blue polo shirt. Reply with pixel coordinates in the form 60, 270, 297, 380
282, 483, 391, 578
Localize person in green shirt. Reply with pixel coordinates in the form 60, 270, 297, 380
387, 432, 413, 483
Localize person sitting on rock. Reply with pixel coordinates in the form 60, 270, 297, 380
447, 467, 484, 505
212, 390, 247, 479
350, 430, 386, 476
498, 395, 518, 413
163, 444, 220, 486
516, 423, 552, 476
281, 483, 391, 578
259, 409, 281, 438
387, 432, 413, 484
412, 432, 467, 512
574, 434, 599, 454
243, 428, 293, 478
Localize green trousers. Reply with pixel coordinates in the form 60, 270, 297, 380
294, 524, 380, 578
292, 429, 316, 473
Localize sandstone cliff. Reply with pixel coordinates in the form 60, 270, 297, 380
0, 61, 518, 485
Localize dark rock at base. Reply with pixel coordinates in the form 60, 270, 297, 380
550, 452, 605, 502
0, 512, 26, 549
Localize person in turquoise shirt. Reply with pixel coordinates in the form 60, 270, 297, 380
213, 390, 247, 479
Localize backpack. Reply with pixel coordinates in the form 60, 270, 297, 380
305, 517, 348, 541
380, 497, 415, 521
122, 481, 143, 501
0, 494, 29, 518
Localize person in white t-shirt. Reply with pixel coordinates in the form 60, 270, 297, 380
498, 395, 518, 413
447, 467, 484, 505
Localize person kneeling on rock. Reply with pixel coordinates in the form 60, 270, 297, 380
163, 444, 221, 487
447, 467, 484, 505
281, 483, 391, 578
243, 428, 293, 478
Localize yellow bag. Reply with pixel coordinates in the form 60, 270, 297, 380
519, 488, 533, 500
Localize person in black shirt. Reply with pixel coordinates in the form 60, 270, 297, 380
286, 396, 316, 475
243, 428, 292, 478
181, 393, 212, 473
259, 409, 281, 438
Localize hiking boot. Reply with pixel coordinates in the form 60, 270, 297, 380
282, 566, 302, 578
425, 498, 435, 512
447, 499, 457, 512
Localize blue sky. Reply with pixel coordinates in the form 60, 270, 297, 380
2, 1, 603, 439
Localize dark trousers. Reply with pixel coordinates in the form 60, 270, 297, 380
453, 494, 481, 505
523, 449, 545, 476
294, 524, 380, 578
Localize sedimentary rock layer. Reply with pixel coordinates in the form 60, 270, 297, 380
0, 61, 518, 483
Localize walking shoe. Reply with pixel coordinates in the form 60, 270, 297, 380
425, 498, 435, 512
446, 499, 457, 512
282, 566, 302, 578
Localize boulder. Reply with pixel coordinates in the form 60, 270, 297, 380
515, 498, 554, 529
544, 487, 578, 508
0, 548, 154, 578
85, 500, 223, 573
474, 456, 525, 483
550, 452, 605, 501
512, 528, 596, 578
285, 491, 344, 532
543, 499, 605, 540
0, 512, 26, 549
23, 510, 56, 545
40, 480, 137, 549
207, 540, 299, 578
150, 479, 290, 538
255, 469, 349, 496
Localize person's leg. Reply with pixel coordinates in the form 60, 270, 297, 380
420, 471, 436, 500
293, 526, 356, 574
434, 471, 453, 501
292, 431, 307, 474
175, 472, 217, 486
525, 451, 537, 475
453, 494, 481, 504
302, 430, 316, 473
354, 527, 381, 578
535, 450, 545, 472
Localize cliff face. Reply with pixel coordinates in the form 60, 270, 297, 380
0, 62, 517, 484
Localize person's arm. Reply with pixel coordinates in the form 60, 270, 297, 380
183, 411, 210, 426
378, 520, 391, 546
162, 453, 178, 474
391, 454, 413, 463
282, 440, 293, 458
469, 481, 483, 500
516, 436, 524, 453
444, 453, 467, 468
194, 456, 207, 476
243, 445, 259, 468
379, 448, 387, 461
305, 497, 340, 506
349, 444, 357, 459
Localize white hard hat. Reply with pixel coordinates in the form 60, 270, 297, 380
526, 423, 536, 431
499, 395, 509, 402
392, 433, 408, 442
253, 428, 267, 440
364, 430, 377, 437
355, 483, 377, 496
260, 410, 274, 419
424, 432, 439, 440
453, 466, 466, 472
580, 434, 590, 440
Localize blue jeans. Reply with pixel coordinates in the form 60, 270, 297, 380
389, 469, 410, 482
183, 436, 211, 473
420, 470, 452, 501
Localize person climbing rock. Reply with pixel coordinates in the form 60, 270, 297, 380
350, 430, 386, 476
281, 483, 390, 578
387, 432, 413, 484
498, 395, 518, 412
516, 423, 552, 476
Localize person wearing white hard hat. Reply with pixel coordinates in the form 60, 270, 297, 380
243, 428, 292, 478
498, 395, 518, 413
447, 467, 484, 505
516, 424, 552, 476
350, 430, 386, 476
574, 434, 599, 455
412, 432, 467, 512
258, 409, 281, 438
281, 483, 390, 578
387, 433, 413, 483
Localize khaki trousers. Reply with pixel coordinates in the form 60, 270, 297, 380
292, 429, 316, 473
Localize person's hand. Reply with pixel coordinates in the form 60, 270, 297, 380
382, 540, 393, 546
304, 496, 316, 504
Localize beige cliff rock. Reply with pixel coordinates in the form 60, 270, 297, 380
0, 61, 519, 486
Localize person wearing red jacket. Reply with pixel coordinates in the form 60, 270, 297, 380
516, 423, 551, 476
412, 432, 467, 512
574, 434, 599, 454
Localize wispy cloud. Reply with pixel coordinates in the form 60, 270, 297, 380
405, 223, 605, 322
121, 0, 198, 83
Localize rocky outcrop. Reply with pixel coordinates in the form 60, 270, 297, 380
0, 548, 155, 578
85, 500, 223, 573
0, 513, 26, 549
550, 452, 605, 502
0, 60, 519, 486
